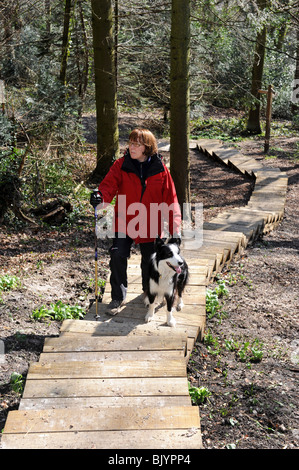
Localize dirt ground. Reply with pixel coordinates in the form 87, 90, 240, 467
0, 116, 298, 449
188, 136, 299, 449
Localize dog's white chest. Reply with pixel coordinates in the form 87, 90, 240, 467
149, 274, 174, 296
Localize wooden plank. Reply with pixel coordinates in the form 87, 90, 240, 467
39, 350, 185, 363
228, 156, 263, 175
19, 395, 192, 410
1, 428, 203, 449
102, 290, 205, 304
22, 377, 190, 398
229, 158, 264, 176
211, 210, 265, 225
202, 238, 239, 259
85, 302, 205, 328
61, 316, 199, 341
43, 334, 187, 353
203, 229, 245, 244
246, 201, 285, 217
118, 272, 207, 286
197, 138, 222, 154
127, 260, 209, 273
92, 294, 205, 324
202, 236, 238, 251
116, 304, 206, 322
202, 230, 247, 250
184, 274, 207, 285
23, 377, 188, 398
230, 207, 280, 222
253, 185, 287, 193
212, 148, 240, 163
104, 283, 206, 297
59, 323, 199, 340
203, 221, 258, 243
250, 189, 287, 198
27, 359, 187, 379
3, 406, 200, 434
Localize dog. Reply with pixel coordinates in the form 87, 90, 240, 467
144, 236, 189, 327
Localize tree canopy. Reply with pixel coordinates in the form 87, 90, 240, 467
0, 0, 298, 222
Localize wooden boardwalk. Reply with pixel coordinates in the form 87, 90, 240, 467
1, 139, 288, 449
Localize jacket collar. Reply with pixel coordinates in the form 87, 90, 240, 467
121, 149, 164, 177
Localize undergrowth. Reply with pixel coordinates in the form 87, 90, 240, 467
31, 300, 86, 321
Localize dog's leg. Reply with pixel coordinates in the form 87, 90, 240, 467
176, 276, 186, 311
145, 303, 155, 323
145, 292, 156, 323
143, 294, 150, 307
167, 309, 176, 327
176, 296, 184, 311
165, 294, 176, 327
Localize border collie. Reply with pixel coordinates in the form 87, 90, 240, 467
144, 236, 189, 327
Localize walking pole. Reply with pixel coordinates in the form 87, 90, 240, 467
93, 195, 100, 320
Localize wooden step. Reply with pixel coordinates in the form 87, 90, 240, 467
27, 358, 187, 379
19, 395, 192, 411
2, 406, 202, 449
42, 334, 187, 354
40, 333, 188, 363
22, 376, 190, 400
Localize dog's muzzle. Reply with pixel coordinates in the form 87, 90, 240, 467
166, 261, 182, 274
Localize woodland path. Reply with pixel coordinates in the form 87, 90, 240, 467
1, 139, 288, 449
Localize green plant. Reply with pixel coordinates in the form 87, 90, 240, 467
189, 383, 211, 404
89, 277, 106, 291
237, 341, 250, 362
203, 330, 221, 355
214, 278, 229, 297
249, 339, 264, 362
206, 279, 228, 320
0, 275, 21, 302
190, 117, 246, 142
206, 288, 220, 318
0, 275, 20, 292
224, 338, 240, 352
31, 300, 86, 322
237, 339, 264, 363
10, 372, 24, 394
203, 330, 217, 346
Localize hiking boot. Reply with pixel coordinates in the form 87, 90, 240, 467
105, 299, 124, 316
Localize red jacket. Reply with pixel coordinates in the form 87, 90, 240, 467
98, 151, 181, 244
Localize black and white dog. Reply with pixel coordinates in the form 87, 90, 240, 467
144, 236, 189, 327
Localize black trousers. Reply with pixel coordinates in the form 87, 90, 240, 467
109, 234, 155, 301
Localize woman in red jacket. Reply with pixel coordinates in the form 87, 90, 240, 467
91, 128, 181, 315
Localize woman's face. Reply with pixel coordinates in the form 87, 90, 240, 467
129, 141, 147, 162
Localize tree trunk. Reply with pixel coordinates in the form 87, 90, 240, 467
170, 0, 191, 209
291, 28, 299, 115
246, 0, 267, 134
90, 0, 119, 181
76, 0, 89, 111
114, 0, 119, 87
59, 0, 73, 85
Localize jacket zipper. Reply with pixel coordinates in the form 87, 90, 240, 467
140, 162, 147, 201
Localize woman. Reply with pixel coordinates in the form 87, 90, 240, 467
90, 128, 181, 315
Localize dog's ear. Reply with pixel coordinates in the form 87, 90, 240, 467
155, 235, 165, 247
168, 236, 181, 246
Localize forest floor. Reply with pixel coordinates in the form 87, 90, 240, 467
0, 110, 298, 449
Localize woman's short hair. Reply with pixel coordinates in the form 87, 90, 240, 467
129, 128, 158, 157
